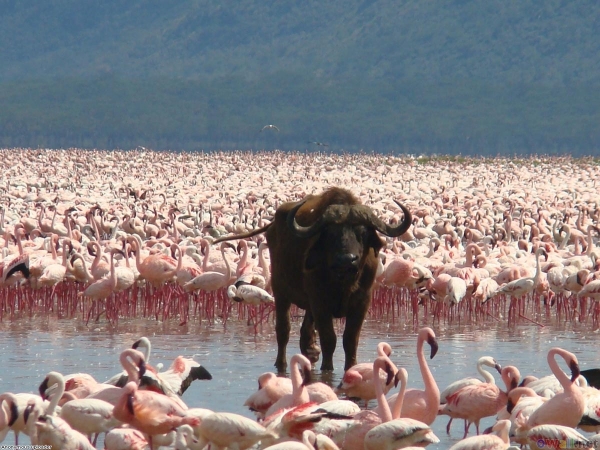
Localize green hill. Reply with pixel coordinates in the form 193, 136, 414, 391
0, 1, 599, 153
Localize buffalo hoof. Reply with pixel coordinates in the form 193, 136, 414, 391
305, 346, 321, 364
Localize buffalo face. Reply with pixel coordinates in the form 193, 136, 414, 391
304, 223, 382, 284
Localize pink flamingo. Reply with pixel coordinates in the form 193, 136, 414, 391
439, 355, 502, 433
525, 347, 585, 430
386, 327, 440, 426
526, 424, 591, 450
113, 381, 198, 448
336, 342, 397, 407
85, 349, 146, 406
447, 419, 511, 450
32, 413, 95, 450
104, 427, 149, 450
77, 249, 119, 300
244, 372, 293, 419
265, 354, 312, 418
195, 411, 277, 449
363, 364, 440, 449
182, 242, 233, 293
335, 355, 400, 450
127, 236, 180, 286
39, 372, 121, 446
440, 365, 520, 438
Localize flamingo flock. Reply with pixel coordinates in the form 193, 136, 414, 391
3, 330, 600, 449
2, 148, 600, 448
0, 149, 600, 330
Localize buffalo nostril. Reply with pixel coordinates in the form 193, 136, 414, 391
334, 253, 359, 269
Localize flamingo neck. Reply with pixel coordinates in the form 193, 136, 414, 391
221, 244, 231, 283
417, 336, 439, 406
477, 361, 496, 385
237, 241, 249, 277
120, 350, 142, 384
258, 243, 270, 282
532, 250, 543, 286
46, 375, 65, 416
110, 252, 117, 289
391, 369, 407, 420
548, 349, 573, 391
75, 254, 93, 280
373, 359, 392, 422
290, 359, 308, 405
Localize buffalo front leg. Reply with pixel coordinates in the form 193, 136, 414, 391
314, 315, 337, 371
274, 300, 292, 374
299, 310, 321, 364
342, 300, 369, 371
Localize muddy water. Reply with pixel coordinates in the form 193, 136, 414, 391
1, 314, 600, 449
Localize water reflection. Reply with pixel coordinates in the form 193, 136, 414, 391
1, 315, 600, 448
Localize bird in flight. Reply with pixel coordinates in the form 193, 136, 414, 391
308, 140, 329, 147
260, 124, 279, 132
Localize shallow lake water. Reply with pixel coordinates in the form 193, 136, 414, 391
1, 309, 600, 449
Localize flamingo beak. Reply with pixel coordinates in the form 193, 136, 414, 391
494, 363, 502, 374
191, 365, 213, 381
138, 360, 147, 378
570, 360, 581, 383
428, 337, 439, 359
394, 370, 401, 388
38, 377, 50, 400
506, 398, 516, 414
384, 362, 395, 386
301, 367, 312, 386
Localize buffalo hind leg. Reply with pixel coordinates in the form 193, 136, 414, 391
299, 310, 321, 364
274, 301, 292, 374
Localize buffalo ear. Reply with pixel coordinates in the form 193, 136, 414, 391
369, 231, 384, 255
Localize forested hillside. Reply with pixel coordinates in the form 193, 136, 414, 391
1, 1, 598, 153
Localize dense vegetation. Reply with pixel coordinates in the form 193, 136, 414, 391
1, 1, 599, 153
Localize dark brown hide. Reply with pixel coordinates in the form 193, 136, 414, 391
215, 187, 411, 372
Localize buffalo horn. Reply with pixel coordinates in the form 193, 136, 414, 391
364, 200, 412, 237
287, 197, 328, 238
289, 198, 412, 239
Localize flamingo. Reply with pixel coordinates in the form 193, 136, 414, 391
182, 242, 233, 292
494, 247, 547, 300
501, 386, 547, 445
112, 381, 198, 448
526, 424, 592, 450
127, 235, 180, 286
265, 354, 312, 418
447, 419, 511, 450
333, 355, 400, 450
244, 372, 293, 419
386, 327, 440, 426
227, 281, 274, 305
0, 391, 42, 445
39, 372, 121, 446
33, 413, 96, 450
85, 349, 146, 406
363, 364, 440, 449
336, 342, 397, 407
440, 365, 520, 438
104, 427, 149, 450
196, 411, 278, 449
77, 248, 119, 300
439, 355, 502, 433
525, 347, 585, 430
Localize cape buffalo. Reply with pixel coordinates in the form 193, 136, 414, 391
214, 187, 411, 371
